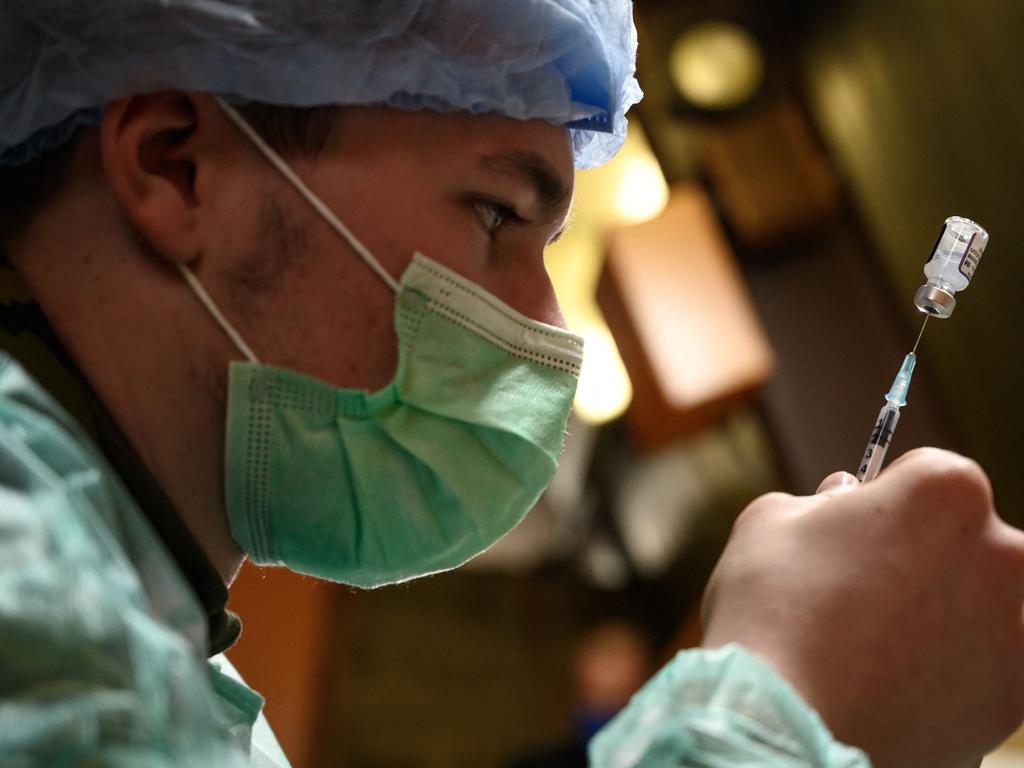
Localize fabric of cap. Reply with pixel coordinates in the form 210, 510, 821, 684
0, 0, 641, 169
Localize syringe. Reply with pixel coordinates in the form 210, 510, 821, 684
854, 215, 988, 482
855, 316, 927, 483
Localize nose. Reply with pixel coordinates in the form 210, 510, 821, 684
485, 253, 567, 329
535, 285, 567, 329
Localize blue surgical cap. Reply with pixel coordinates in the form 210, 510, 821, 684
0, 0, 641, 170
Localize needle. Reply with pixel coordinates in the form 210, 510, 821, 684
911, 313, 930, 355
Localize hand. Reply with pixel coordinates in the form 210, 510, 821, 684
702, 448, 1024, 768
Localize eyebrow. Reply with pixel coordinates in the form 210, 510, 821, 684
479, 150, 573, 240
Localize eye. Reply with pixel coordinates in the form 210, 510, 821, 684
473, 198, 526, 238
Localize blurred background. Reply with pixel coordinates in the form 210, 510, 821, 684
228, 0, 1024, 765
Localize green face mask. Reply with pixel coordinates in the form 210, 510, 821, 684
177, 99, 582, 588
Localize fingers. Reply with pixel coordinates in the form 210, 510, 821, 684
816, 471, 860, 496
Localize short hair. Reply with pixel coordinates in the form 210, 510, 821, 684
0, 101, 343, 263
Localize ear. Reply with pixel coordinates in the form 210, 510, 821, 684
100, 91, 213, 265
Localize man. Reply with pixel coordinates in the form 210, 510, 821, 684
1, 2, 1022, 767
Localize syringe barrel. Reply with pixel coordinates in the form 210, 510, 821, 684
857, 403, 902, 482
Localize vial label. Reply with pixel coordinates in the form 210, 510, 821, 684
959, 233, 983, 280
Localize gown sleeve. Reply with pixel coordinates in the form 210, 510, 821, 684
589, 644, 872, 768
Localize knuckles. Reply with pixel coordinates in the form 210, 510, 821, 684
892, 448, 994, 524
896, 447, 989, 491
731, 491, 795, 534
933, 452, 992, 504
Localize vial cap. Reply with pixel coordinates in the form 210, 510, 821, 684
914, 284, 956, 318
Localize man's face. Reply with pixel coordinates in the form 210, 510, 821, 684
205, 106, 575, 392
7, 97, 577, 579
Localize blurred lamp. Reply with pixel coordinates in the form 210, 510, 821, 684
574, 321, 633, 424
545, 124, 668, 426
615, 152, 669, 224
669, 21, 765, 111
598, 183, 775, 448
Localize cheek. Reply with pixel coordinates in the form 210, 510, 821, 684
316, 162, 488, 283
251, 223, 401, 391
409, 234, 491, 284
345, 196, 491, 288
310, 164, 562, 325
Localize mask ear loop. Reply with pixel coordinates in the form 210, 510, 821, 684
177, 264, 261, 364
178, 96, 402, 365
213, 96, 401, 294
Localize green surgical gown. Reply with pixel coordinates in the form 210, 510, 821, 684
0, 352, 289, 766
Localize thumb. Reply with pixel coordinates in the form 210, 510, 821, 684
816, 471, 860, 496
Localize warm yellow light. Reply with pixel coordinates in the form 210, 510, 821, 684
573, 322, 634, 425
545, 124, 667, 425
547, 235, 634, 426
669, 21, 765, 110
615, 153, 670, 224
